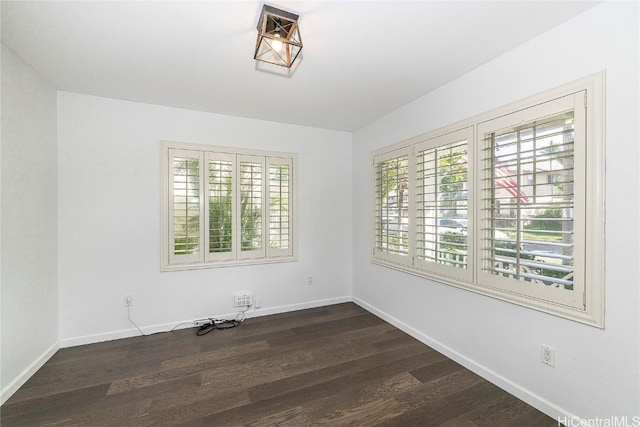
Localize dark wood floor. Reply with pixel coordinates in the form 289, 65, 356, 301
1, 303, 557, 426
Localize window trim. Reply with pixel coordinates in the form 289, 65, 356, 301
371, 72, 605, 328
161, 141, 298, 271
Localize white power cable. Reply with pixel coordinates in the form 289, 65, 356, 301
127, 304, 148, 336
235, 306, 249, 323
128, 305, 250, 337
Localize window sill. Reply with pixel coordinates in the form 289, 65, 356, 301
371, 257, 603, 328
162, 256, 298, 272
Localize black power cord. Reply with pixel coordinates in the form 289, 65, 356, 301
195, 309, 247, 336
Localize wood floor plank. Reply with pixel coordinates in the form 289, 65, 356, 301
266, 313, 386, 348
409, 359, 465, 384
202, 349, 444, 425
0, 383, 110, 419
197, 304, 368, 353
134, 388, 251, 427
308, 397, 405, 427
302, 372, 422, 424
5, 358, 161, 404
242, 406, 311, 427
107, 341, 272, 395
159, 341, 270, 372
1, 303, 558, 426
2, 374, 201, 427
247, 343, 437, 404
378, 380, 507, 426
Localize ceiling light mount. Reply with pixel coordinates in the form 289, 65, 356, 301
254, 4, 303, 68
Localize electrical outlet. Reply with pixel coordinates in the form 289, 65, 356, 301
254, 297, 261, 309
541, 344, 555, 367
308, 276, 313, 286
125, 295, 134, 307
234, 292, 253, 307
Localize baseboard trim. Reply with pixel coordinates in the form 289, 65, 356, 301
1, 341, 59, 405
245, 295, 353, 319
60, 296, 353, 348
352, 296, 577, 423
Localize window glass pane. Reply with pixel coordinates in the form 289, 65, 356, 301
240, 161, 263, 251
416, 141, 468, 268
208, 160, 233, 253
269, 164, 290, 249
482, 111, 575, 290
376, 156, 409, 255
173, 157, 200, 255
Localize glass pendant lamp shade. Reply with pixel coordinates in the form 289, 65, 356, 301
254, 5, 303, 68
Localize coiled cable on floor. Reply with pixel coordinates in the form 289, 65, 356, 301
195, 307, 248, 336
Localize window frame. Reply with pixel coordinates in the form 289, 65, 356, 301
371, 72, 605, 327
161, 141, 297, 271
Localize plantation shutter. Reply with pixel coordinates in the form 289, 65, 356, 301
205, 152, 235, 261
414, 127, 473, 282
162, 142, 297, 270
169, 149, 204, 264
238, 155, 266, 259
267, 157, 293, 257
373, 148, 411, 266
477, 92, 586, 309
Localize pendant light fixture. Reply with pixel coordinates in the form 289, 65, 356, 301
254, 5, 303, 68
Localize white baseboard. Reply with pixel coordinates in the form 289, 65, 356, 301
352, 296, 577, 423
245, 295, 353, 319
60, 296, 353, 348
1, 341, 59, 405
60, 322, 192, 348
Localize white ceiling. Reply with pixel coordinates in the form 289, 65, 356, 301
1, 1, 598, 132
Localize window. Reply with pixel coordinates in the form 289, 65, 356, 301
372, 72, 604, 327
161, 142, 296, 270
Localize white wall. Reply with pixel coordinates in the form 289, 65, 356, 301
352, 2, 639, 421
1, 45, 59, 404
57, 92, 353, 345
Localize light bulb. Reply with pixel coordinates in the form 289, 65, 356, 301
271, 34, 284, 52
